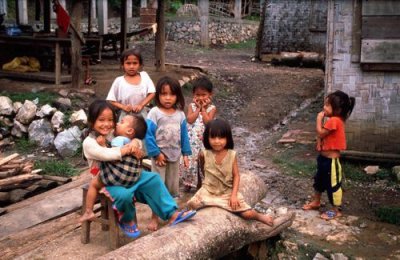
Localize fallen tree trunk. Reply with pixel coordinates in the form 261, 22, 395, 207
0, 174, 42, 189
99, 171, 295, 260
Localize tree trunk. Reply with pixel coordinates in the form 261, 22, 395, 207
155, 0, 165, 71
70, 0, 83, 88
99, 171, 295, 260
255, 0, 266, 59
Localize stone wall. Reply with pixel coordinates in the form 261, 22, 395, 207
326, 1, 400, 153
80, 17, 258, 46
260, 0, 327, 54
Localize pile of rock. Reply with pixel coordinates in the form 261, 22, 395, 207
0, 153, 71, 207
0, 88, 95, 157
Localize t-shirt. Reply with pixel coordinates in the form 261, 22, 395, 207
321, 116, 346, 151
145, 107, 191, 162
106, 71, 155, 107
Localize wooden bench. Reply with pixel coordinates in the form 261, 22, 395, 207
80, 159, 152, 249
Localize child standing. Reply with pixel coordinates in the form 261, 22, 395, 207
187, 119, 274, 226
302, 90, 355, 220
145, 76, 192, 197
106, 48, 155, 119
181, 76, 217, 191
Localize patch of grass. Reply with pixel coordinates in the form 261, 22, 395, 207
244, 15, 261, 22
375, 206, 400, 225
14, 138, 37, 154
35, 160, 78, 177
273, 154, 315, 178
3, 92, 57, 106
225, 39, 256, 49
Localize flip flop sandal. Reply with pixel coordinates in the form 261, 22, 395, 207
118, 222, 141, 238
302, 202, 321, 210
320, 210, 340, 220
170, 210, 197, 226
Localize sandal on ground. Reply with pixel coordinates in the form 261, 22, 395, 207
302, 201, 321, 210
320, 210, 342, 220
170, 210, 197, 226
118, 222, 141, 238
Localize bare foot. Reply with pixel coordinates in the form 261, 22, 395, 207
302, 200, 321, 210
79, 210, 96, 223
168, 210, 196, 225
147, 213, 159, 231
260, 214, 274, 226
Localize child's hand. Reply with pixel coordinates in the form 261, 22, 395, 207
96, 135, 107, 147
131, 104, 143, 113
316, 137, 322, 151
123, 104, 133, 112
155, 153, 167, 167
229, 195, 240, 210
130, 146, 144, 159
182, 155, 189, 168
193, 98, 202, 108
317, 111, 325, 120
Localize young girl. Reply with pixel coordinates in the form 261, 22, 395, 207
187, 118, 274, 226
302, 90, 355, 220
106, 48, 155, 119
181, 76, 217, 191
145, 76, 192, 230
82, 100, 196, 237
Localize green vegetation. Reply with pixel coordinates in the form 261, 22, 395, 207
225, 39, 256, 50
244, 15, 261, 22
182, 82, 193, 96
2, 91, 57, 106
35, 159, 79, 177
375, 206, 400, 225
14, 138, 37, 154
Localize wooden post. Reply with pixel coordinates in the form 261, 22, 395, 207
255, 0, 266, 59
155, 0, 165, 71
35, 0, 41, 21
141, 0, 147, 8
121, 0, 128, 53
71, 0, 83, 88
91, 0, 96, 19
127, 0, 132, 18
17, 0, 28, 24
234, 0, 242, 19
198, 0, 209, 47
0, 0, 7, 17
97, 0, 108, 35
44, 0, 50, 33
88, 0, 92, 34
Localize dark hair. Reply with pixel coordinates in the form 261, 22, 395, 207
155, 76, 185, 110
87, 100, 117, 132
203, 118, 234, 150
192, 76, 213, 93
131, 114, 147, 140
120, 48, 143, 66
326, 90, 356, 121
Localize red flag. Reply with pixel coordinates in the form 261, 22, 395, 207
53, 1, 70, 33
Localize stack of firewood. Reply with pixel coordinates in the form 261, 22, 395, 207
0, 153, 71, 207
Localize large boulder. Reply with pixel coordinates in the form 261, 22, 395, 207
0, 96, 14, 116
11, 120, 28, 138
54, 126, 82, 157
69, 109, 87, 128
28, 119, 54, 147
51, 111, 65, 132
16, 100, 37, 125
36, 104, 56, 118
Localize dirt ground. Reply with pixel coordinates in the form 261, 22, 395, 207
1, 40, 399, 259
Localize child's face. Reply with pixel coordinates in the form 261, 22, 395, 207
193, 88, 212, 104
323, 99, 333, 117
123, 55, 141, 76
159, 84, 177, 109
115, 115, 134, 138
93, 108, 115, 136
209, 136, 227, 152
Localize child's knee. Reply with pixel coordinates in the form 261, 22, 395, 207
240, 209, 255, 220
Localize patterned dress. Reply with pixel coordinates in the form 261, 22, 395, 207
180, 103, 216, 188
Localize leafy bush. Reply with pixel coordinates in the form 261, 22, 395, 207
35, 160, 78, 177
375, 206, 400, 225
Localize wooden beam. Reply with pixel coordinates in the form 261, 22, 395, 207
361, 39, 400, 63
234, 0, 242, 19
362, 16, 400, 39
17, 0, 28, 24
44, 0, 50, 33
362, 0, 400, 16
120, 0, 128, 53
155, 0, 165, 71
351, 0, 362, 63
97, 0, 108, 35
198, 0, 209, 47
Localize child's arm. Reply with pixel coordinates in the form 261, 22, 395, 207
229, 155, 241, 210
83, 137, 129, 162
96, 135, 107, 147
200, 99, 217, 124
187, 100, 201, 124
180, 118, 192, 157
132, 93, 155, 113
316, 111, 330, 138
109, 101, 132, 113
144, 118, 162, 158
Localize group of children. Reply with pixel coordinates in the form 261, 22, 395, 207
80, 47, 355, 238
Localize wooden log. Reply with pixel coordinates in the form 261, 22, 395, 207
0, 174, 43, 189
42, 175, 72, 184
0, 180, 38, 192
99, 171, 295, 260
0, 192, 10, 203
0, 153, 20, 167
0, 169, 21, 179
0, 163, 23, 170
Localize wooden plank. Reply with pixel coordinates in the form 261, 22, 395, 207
361, 39, 400, 63
0, 153, 19, 167
351, 0, 362, 63
0, 174, 42, 188
361, 63, 400, 71
0, 184, 83, 238
0, 70, 72, 83
362, 16, 400, 39
362, 0, 400, 16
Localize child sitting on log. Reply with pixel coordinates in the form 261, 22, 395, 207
187, 118, 273, 226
